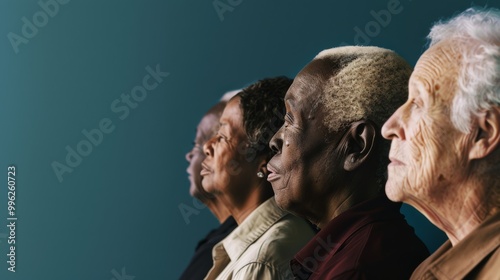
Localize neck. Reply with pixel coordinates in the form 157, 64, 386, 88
318, 179, 380, 229
409, 179, 498, 246
204, 198, 232, 224
219, 186, 273, 225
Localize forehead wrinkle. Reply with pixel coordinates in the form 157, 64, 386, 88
218, 122, 229, 135
413, 60, 438, 96
295, 73, 319, 94
419, 44, 461, 97
293, 72, 325, 120
306, 93, 323, 121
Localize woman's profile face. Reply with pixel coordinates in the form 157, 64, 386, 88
201, 97, 260, 197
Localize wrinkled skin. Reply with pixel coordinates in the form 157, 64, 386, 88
202, 97, 264, 205
381, 40, 480, 238
268, 60, 350, 226
186, 113, 220, 201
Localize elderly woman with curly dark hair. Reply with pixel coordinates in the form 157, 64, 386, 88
201, 77, 315, 280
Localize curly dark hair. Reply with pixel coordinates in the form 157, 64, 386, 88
237, 76, 293, 162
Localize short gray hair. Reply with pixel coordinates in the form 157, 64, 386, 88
314, 46, 411, 132
428, 7, 500, 133
314, 46, 411, 189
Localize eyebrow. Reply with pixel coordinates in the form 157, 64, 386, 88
218, 122, 231, 137
409, 79, 423, 96
416, 82, 430, 95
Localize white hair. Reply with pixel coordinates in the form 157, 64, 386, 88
220, 89, 240, 102
428, 7, 500, 133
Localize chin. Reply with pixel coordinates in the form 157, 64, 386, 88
201, 178, 212, 192
274, 192, 290, 210
189, 185, 197, 197
384, 180, 404, 202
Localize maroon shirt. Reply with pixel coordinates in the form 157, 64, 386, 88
290, 195, 429, 280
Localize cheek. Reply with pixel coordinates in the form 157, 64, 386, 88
406, 115, 464, 198
281, 138, 324, 198
213, 145, 245, 187
214, 150, 230, 177
282, 134, 304, 180
408, 118, 438, 188
278, 153, 308, 210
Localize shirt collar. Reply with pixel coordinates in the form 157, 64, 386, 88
222, 197, 287, 261
426, 211, 500, 279
294, 195, 402, 274
196, 217, 237, 251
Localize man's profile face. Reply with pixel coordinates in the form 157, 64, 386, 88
382, 40, 473, 208
186, 113, 219, 200
268, 59, 346, 221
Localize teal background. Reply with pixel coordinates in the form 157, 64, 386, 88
0, 0, 497, 279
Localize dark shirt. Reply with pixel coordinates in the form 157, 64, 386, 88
290, 195, 430, 280
179, 217, 237, 280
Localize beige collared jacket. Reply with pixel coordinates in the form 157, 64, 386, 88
411, 211, 500, 279
204, 197, 315, 280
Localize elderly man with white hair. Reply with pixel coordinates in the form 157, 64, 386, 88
267, 46, 429, 279
382, 7, 500, 279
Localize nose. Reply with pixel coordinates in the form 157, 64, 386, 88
269, 126, 284, 155
204, 136, 216, 157
382, 107, 405, 140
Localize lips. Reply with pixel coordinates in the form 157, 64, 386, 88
200, 162, 212, 176
266, 163, 281, 182
389, 157, 405, 166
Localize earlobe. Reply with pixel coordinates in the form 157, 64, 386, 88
344, 121, 377, 171
469, 107, 500, 160
257, 157, 269, 176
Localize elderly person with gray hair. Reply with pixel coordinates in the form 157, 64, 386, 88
181, 90, 239, 280
382, 7, 500, 279
267, 46, 429, 279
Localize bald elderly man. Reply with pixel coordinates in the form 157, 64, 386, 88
267, 46, 429, 279
382, 7, 500, 279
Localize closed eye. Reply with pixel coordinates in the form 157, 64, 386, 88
216, 132, 226, 143
411, 99, 421, 110
195, 144, 203, 152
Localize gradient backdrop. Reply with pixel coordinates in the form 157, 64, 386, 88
0, 0, 497, 279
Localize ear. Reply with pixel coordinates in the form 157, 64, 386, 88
256, 155, 269, 176
469, 107, 500, 160
343, 121, 377, 171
